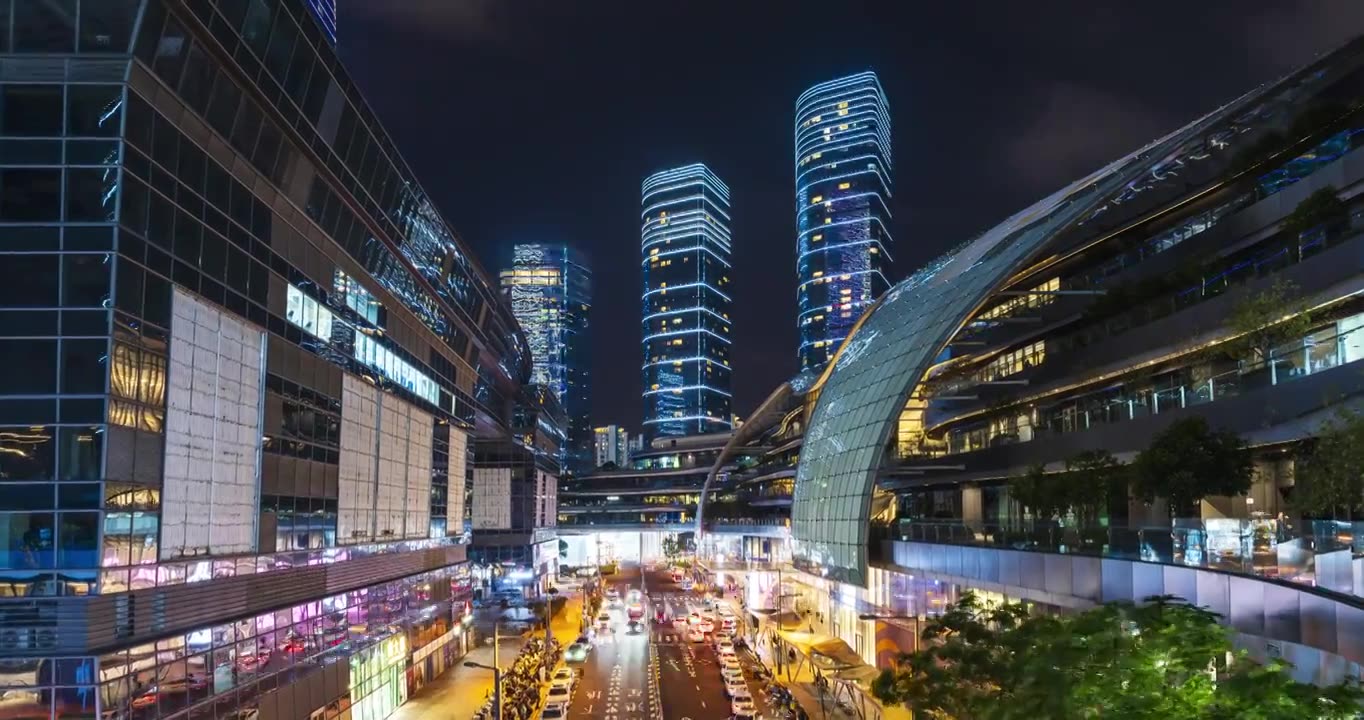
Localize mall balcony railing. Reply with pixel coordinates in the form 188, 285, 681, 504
881, 517, 1364, 598
942, 319, 1364, 456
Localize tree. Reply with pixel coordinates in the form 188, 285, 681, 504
1007, 464, 1065, 522
871, 592, 1363, 719
1132, 417, 1252, 517
1224, 278, 1313, 367
662, 535, 680, 560
1292, 409, 1364, 520
1064, 450, 1126, 526
1281, 186, 1347, 237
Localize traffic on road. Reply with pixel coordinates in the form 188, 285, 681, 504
557, 562, 800, 720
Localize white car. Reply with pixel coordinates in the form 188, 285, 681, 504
731, 695, 758, 716
551, 676, 574, 692
546, 685, 572, 705
731, 685, 754, 704
541, 703, 568, 720
719, 653, 741, 670
715, 639, 735, 655
597, 612, 612, 627
552, 667, 574, 684
724, 674, 747, 697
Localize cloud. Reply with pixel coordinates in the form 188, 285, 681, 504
1005, 83, 1177, 193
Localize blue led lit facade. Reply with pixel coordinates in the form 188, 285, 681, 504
501, 244, 593, 474
641, 164, 734, 439
795, 72, 894, 372
304, 0, 337, 45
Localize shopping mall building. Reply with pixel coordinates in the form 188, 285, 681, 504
700, 36, 1364, 690
0, 3, 559, 720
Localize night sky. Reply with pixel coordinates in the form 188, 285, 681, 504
339, 1, 1361, 430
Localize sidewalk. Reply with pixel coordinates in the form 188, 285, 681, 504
391, 591, 585, 720
715, 595, 866, 720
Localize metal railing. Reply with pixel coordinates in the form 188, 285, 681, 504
883, 517, 1364, 596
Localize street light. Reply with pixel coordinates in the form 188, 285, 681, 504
462, 660, 502, 720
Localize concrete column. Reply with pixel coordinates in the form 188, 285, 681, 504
962, 485, 983, 530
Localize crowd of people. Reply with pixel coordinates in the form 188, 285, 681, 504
472, 637, 561, 720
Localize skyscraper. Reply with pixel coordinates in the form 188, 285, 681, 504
304, 0, 338, 44
641, 164, 734, 439
594, 425, 631, 468
500, 244, 593, 473
795, 71, 894, 372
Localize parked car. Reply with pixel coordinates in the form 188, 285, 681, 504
541, 702, 568, 720
565, 643, 590, 662
546, 685, 572, 705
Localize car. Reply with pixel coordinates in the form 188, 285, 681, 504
719, 652, 740, 668
605, 589, 622, 607
731, 685, 754, 704
552, 667, 574, 684
672, 616, 687, 627
723, 675, 747, 697
713, 631, 732, 644
721, 666, 745, 684
546, 685, 572, 705
627, 588, 643, 602
596, 612, 612, 628
731, 695, 758, 716
541, 702, 568, 720
687, 628, 705, 642
698, 621, 714, 634
627, 621, 643, 634
565, 642, 590, 662
655, 608, 668, 623
716, 639, 735, 654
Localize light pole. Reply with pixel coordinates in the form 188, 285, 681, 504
463, 659, 502, 720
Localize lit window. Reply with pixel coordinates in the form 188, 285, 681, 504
837, 101, 848, 109
672, 318, 682, 324
869, 247, 878, 254
838, 124, 848, 130
650, 248, 659, 256
812, 234, 823, 242
838, 182, 851, 190
811, 196, 823, 204
812, 152, 822, 160
824, 218, 832, 224
838, 109, 848, 117
811, 115, 822, 123
813, 271, 824, 277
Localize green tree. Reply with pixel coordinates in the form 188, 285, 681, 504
1282, 186, 1348, 236
871, 592, 1363, 719
662, 534, 680, 560
1292, 410, 1364, 520
1132, 417, 1252, 517
1007, 464, 1066, 522
1224, 278, 1313, 366
1064, 450, 1126, 526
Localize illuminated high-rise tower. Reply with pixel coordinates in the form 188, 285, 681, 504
641, 164, 733, 439
304, 0, 338, 44
500, 245, 593, 473
795, 71, 894, 371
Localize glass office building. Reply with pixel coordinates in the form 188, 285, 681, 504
500, 244, 592, 474
794, 71, 893, 372
304, 0, 337, 45
0, 1, 530, 718
640, 163, 734, 439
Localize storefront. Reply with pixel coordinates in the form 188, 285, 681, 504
350, 635, 408, 720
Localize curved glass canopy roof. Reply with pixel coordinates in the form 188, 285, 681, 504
791, 42, 1364, 585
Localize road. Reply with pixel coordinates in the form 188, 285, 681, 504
566, 565, 660, 720
566, 564, 769, 720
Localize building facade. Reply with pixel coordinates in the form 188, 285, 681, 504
0, 1, 535, 718
303, 0, 337, 44
759, 36, 1364, 685
499, 244, 592, 474
593, 424, 630, 468
640, 163, 734, 440
795, 71, 894, 372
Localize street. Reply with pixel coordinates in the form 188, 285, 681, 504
567, 564, 772, 720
